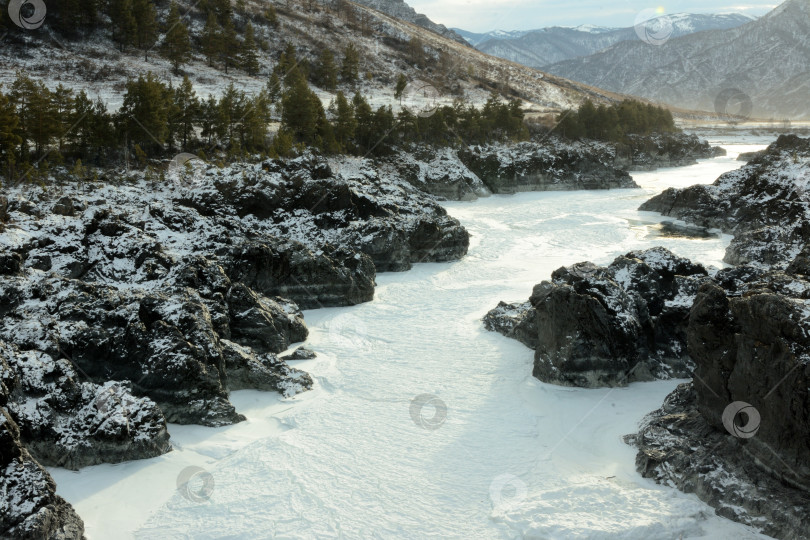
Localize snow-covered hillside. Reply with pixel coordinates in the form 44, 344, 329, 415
0, 0, 630, 119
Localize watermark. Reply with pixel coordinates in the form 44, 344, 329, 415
634, 9, 673, 46
176, 466, 215, 503
327, 313, 369, 350
403, 80, 442, 118
489, 473, 527, 511
409, 393, 447, 430
714, 88, 753, 123
8, 0, 47, 30
722, 401, 761, 439
167, 153, 207, 189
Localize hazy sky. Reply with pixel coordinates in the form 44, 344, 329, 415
407, 0, 781, 32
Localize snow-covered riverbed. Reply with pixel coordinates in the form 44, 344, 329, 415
51, 138, 773, 539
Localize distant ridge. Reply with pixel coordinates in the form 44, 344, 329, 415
454, 13, 754, 69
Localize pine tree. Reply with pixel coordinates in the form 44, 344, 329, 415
312, 49, 338, 91
132, 0, 158, 61
394, 74, 407, 105
161, 2, 191, 73
9, 74, 56, 160
199, 94, 220, 145
51, 84, 75, 154
213, 0, 233, 26
267, 72, 282, 103
264, 5, 279, 28
281, 71, 321, 145
201, 12, 220, 67
70, 90, 94, 153
243, 90, 271, 151
110, 0, 137, 51
0, 88, 21, 176
119, 72, 169, 154
274, 43, 300, 84
164, 82, 180, 152
172, 76, 199, 149
352, 92, 373, 152
220, 17, 239, 74
54, 0, 99, 36
332, 90, 356, 152
217, 83, 247, 145
240, 22, 260, 76
341, 43, 360, 84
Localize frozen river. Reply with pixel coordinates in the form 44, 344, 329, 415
52, 136, 774, 539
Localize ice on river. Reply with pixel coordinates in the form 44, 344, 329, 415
50, 140, 772, 539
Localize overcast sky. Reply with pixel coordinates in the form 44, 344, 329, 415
406, 0, 781, 32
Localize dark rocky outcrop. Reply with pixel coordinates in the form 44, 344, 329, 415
737, 150, 766, 162
459, 141, 638, 194
1, 340, 170, 470
490, 243, 810, 534
380, 148, 490, 202
628, 263, 810, 538
641, 135, 810, 267
1, 412, 86, 539
177, 153, 470, 275
612, 133, 726, 171
224, 241, 376, 308
482, 301, 537, 350
457, 134, 722, 196
225, 283, 308, 353
628, 382, 810, 540
0, 274, 312, 427
0, 149, 470, 529
485, 247, 708, 387
220, 340, 311, 395
2, 353, 85, 539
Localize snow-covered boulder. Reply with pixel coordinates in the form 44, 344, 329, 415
620, 255, 810, 537
613, 132, 726, 171
1, 350, 85, 538
484, 247, 708, 387
379, 147, 491, 201
458, 140, 638, 194
1, 340, 170, 470
641, 134, 810, 268
1, 407, 85, 539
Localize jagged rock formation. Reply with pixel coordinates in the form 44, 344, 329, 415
546, 0, 810, 119
487, 243, 810, 535
641, 135, 810, 267
456, 134, 722, 195
628, 262, 810, 539
1, 341, 170, 470
379, 148, 491, 202
484, 247, 709, 387
613, 133, 726, 170
459, 142, 637, 193
0, 151, 472, 531
0, 153, 472, 428
2, 350, 86, 539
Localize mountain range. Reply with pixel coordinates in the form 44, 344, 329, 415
454, 14, 755, 69
545, 0, 810, 119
